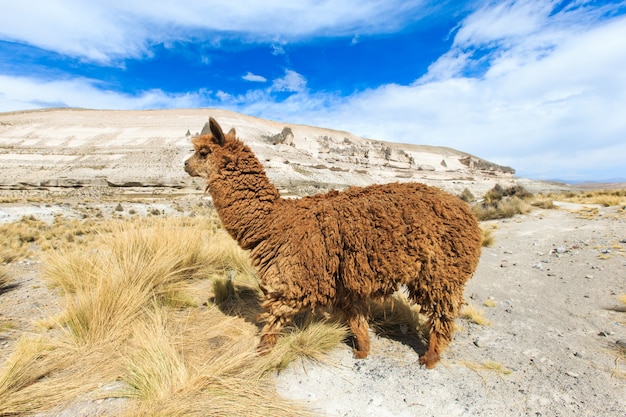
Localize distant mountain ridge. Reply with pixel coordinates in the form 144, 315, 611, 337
0, 108, 556, 196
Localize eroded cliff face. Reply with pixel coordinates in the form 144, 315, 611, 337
0, 108, 524, 197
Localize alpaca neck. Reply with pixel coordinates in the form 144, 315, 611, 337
209, 143, 281, 249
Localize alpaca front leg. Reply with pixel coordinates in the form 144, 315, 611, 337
257, 298, 299, 355
257, 319, 281, 355
345, 302, 371, 359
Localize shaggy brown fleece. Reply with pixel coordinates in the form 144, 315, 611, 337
185, 117, 482, 368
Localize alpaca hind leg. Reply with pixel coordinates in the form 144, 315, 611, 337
410, 288, 461, 369
344, 301, 371, 359
419, 316, 454, 369
257, 298, 299, 355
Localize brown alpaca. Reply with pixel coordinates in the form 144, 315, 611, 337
184, 117, 482, 368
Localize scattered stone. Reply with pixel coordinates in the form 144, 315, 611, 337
574, 352, 583, 358
500, 260, 509, 268
565, 371, 579, 378
533, 263, 543, 270
554, 246, 566, 254
620, 238, 626, 243
597, 331, 610, 337
585, 275, 593, 279
616, 340, 626, 349
114, 203, 124, 212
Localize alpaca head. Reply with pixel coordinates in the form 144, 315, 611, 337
184, 117, 236, 183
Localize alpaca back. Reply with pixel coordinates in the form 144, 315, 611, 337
250, 182, 481, 307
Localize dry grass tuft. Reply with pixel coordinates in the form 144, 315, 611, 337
481, 227, 495, 247
618, 294, 626, 305
458, 187, 475, 203
259, 319, 348, 372
461, 304, 492, 326
483, 298, 497, 308
43, 219, 214, 346
0, 267, 12, 292
531, 195, 557, 209
461, 360, 512, 375
573, 206, 600, 220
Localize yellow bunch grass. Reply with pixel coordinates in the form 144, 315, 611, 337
461, 304, 492, 326
0, 214, 344, 416
481, 227, 495, 247
259, 318, 348, 372
0, 267, 12, 291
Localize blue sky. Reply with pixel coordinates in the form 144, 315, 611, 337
1, 1, 625, 182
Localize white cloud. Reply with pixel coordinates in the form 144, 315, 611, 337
453, 0, 554, 48
242, 72, 267, 83
0, 0, 429, 63
0, 3, 149, 64
0, 75, 205, 112
271, 44, 286, 55
271, 70, 307, 92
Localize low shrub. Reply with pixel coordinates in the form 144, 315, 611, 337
473, 196, 531, 221
472, 185, 533, 221
458, 188, 475, 203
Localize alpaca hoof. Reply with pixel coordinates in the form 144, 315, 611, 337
257, 342, 273, 356
257, 334, 277, 356
419, 352, 440, 369
353, 349, 369, 359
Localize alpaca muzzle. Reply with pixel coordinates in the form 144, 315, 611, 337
184, 158, 196, 176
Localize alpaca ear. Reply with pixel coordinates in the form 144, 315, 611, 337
209, 117, 225, 147
227, 127, 236, 138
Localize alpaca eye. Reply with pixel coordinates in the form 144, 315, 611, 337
199, 148, 210, 158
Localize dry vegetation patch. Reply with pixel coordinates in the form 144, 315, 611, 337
0, 214, 343, 416
0, 214, 104, 263
553, 189, 626, 206
471, 184, 533, 221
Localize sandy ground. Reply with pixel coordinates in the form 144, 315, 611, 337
1, 197, 625, 417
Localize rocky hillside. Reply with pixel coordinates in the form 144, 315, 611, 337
0, 108, 538, 197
